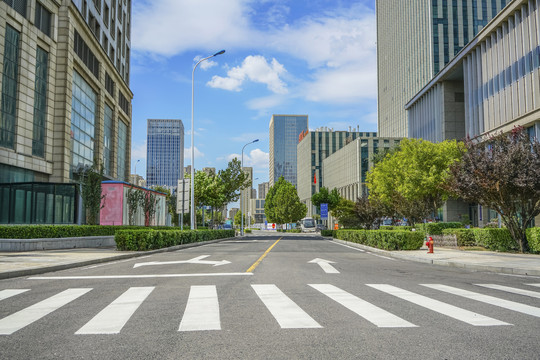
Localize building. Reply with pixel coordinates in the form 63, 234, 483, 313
146, 119, 184, 189
406, 0, 540, 225
0, 0, 133, 224
129, 174, 145, 187
249, 198, 266, 224
258, 181, 269, 199
229, 207, 239, 221
297, 127, 379, 217
269, 114, 308, 187
251, 188, 257, 199
377, 0, 511, 138
202, 167, 216, 176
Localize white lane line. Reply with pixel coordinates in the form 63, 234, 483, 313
368, 284, 510, 326
475, 284, 540, 299
76, 287, 154, 335
0, 288, 92, 335
179, 286, 221, 331
422, 284, 540, 318
252, 284, 322, 329
309, 284, 416, 328
328, 241, 366, 252
527, 284, 540, 288
28, 273, 253, 280
0, 289, 30, 301
81, 255, 152, 270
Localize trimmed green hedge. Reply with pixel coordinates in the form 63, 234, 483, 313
379, 226, 413, 231
335, 230, 424, 250
526, 228, 540, 254
442, 228, 517, 251
115, 229, 235, 251
418, 222, 463, 235
320, 230, 334, 237
0, 225, 150, 239
442, 228, 476, 246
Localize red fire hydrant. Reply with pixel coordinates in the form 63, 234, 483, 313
426, 236, 434, 254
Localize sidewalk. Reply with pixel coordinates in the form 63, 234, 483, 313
333, 238, 540, 276
1, 237, 540, 280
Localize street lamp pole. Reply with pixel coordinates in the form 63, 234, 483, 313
191, 50, 225, 230
241, 139, 259, 236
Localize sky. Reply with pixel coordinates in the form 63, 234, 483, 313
129, 0, 378, 200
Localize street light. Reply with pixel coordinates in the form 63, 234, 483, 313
134, 159, 140, 175
191, 50, 225, 230
241, 139, 259, 236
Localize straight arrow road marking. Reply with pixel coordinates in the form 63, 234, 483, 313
308, 258, 339, 274
133, 255, 231, 268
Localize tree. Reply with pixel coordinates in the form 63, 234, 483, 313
331, 198, 359, 228
143, 192, 157, 226
311, 187, 341, 211
81, 161, 106, 225
447, 127, 540, 252
234, 211, 254, 227
354, 193, 385, 230
367, 138, 463, 227
264, 176, 307, 226
153, 186, 177, 225
217, 158, 251, 205
126, 186, 144, 225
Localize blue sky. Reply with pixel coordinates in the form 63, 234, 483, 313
130, 0, 377, 195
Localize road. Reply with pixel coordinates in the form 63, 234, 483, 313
1, 232, 539, 359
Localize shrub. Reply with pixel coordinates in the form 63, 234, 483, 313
115, 229, 235, 251
244, 229, 252, 234
320, 230, 334, 237
418, 222, 463, 235
472, 228, 517, 252
0, 225, 147, 239
335, 230, 424, 250
526, 228, 540, 254
442, 228, 476, 246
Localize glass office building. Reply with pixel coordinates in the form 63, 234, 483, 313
269, 115, 308, 187
146, 119, 184, 188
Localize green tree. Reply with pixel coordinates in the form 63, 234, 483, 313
81, 161, 106, 225
126, 186, 144, 225
153, 186, 178, 226
217, 158, 251, 205
354, 193, 386, 230
332, 198, 359, 228
143, 192, 157, 226
367, 138, 463, 227
264, 176, 307, 227
311, 187, 341, 211
447, 127, 540, 252
234, 211, 254, 227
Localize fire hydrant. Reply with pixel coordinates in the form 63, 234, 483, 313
426, 236, 434, 254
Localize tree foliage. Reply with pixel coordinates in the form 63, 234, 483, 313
81, 162, 106, 225
126, 186, 144, 225
354, 193, 386, 230
331, 198, 359, 228
234, 211, 254, 227
143, 192, 157, 226
446, 127, 540, 252
264, 176, 307, 225
311, 187, 341, 211
217, 158, 251, 205
367, 138, 463, 226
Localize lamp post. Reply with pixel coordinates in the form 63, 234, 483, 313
191, 50, 225, 230
241, 139, 259, 236
134, 159, 140, 175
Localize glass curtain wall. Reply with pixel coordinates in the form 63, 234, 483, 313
0, 25, 20, 149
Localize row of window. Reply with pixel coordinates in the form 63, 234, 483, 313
3, 0, 52, 37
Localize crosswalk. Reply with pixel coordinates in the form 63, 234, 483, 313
0, 283, 539, 335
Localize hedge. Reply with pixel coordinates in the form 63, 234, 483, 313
320, 230, 335, 237
442, 228, 517, 251
442, 228, 476, 246
418, 222, 463, 235
379, 226, 413, 231
0, 225, 152, 239
526, 228, 540, 254
115, 229, 235, 251
335, 230, 424, 250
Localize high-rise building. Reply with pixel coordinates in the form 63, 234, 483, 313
269, 114, 308, 187
297, 128, 385, 217
146, 119, 184, 188
258, 182, 269, 200
0, 0, 133, 224
377, 0, 511, 138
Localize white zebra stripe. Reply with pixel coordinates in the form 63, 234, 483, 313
475, 284, 540, 299
179, 286, 221, 331
0, 289, 29, 302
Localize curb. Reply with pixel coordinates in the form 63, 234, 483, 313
331, 238, 540, 276
0, 237, 236, 280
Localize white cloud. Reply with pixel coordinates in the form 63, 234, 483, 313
246, 94, 286, 111
207, 55, 288, 94
184, 146, 205, 160
131, 140, 147, 159
199, 59, 218, 70
226, 148, 269, 169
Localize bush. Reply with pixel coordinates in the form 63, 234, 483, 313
115, 229, 235, 251
320, 230, 334, 237
244, 229, 252, 234
418, 222, 463, 235
379, 226, 413, 231
527, 228, 540, 253
0, 225, 151, 239
472, 228, 517, 252
443, 228, 476, 246
335, 230, 424, 250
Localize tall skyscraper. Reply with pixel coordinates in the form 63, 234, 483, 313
258, 182, 269, 199
269, 114, 308, 187
146, 119, 184, 188
0, 0, 132, 224
377, 0, 510, 138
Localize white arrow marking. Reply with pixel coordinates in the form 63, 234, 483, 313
133, 255, 231, 268
308, 258, 339, 274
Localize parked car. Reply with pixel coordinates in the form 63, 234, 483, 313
223, 223, 232, 230
316, 224, 326, 231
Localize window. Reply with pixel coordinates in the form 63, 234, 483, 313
0, 26, 20, 149
35, 2, 52, 36
118, 90, 129, 115
103, 3, 109, 28
3, 0, 27, 17
92, 0, 101, 13
71, 71, 97, 170
117, 120, 127, 180
73, 30, 100, 78
103, 104, 113, 176
32, 47, 48, 157
105, 72, 115, 96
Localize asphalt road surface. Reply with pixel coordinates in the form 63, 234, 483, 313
1, 233, 540, 359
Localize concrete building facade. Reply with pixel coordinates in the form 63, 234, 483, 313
0, 0, 132, 224
146, 119, 184, 189
377, 0, 511, 138
258, 181, 269, 200
269, 114, 308, 187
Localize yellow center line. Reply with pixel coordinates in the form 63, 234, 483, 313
246, 237, 282, 273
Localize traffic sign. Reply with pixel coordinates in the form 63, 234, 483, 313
320, 203, 328, 220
